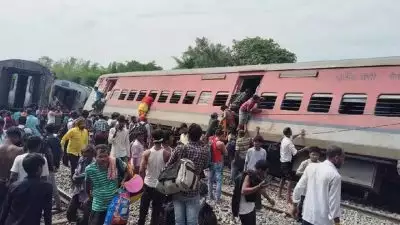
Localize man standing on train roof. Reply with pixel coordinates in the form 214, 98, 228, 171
238, 95, 261, 132
279, 127, 307, 204
292, 145, 344, 225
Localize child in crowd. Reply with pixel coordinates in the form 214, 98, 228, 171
295, 146, 321, 221
66, 145, 95, 225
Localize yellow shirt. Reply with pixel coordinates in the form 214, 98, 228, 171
61, 127, 89, 156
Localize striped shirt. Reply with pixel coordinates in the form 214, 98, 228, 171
235, 137, 252, 159
85, 162, 122, 211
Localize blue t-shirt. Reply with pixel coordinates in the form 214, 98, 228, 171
26, 115, 40, 136
95, 90, 103, 101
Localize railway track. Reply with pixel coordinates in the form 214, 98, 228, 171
51, 188, 72, 225
221, 169, 400, 224
55, 173, 400, 225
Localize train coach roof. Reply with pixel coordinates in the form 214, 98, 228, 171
100, 56, 400, 78
0, 59, 52, 77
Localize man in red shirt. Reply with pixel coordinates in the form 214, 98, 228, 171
208, 129, 227, 202
238, 95, 261, 132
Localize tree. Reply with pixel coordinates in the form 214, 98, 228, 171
232, 37, 297, 65
173, 37, 234, 69
37, 57, 163, 87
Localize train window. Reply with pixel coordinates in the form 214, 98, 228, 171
158, 91, 170, 103
111, 89, 120, 100
198, 91, 212, 105
183, 91, 197, 104
375, 94, 400, 117
259, 92, 277, 109
213, 91, 229, 106
339, 94, 367, 115
126, 90, 137, 101
118, 89, 129, 100
308, 93, 333, 113
136, 90, 147, 101
281, 93, 303, 111
149, 90, 158, 100
170, 91, 182, 104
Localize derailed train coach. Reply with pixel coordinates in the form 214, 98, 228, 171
0, 59, 54, 110
87, 56, 400, 203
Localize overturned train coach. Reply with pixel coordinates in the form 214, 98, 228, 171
85, 56, 400, 198
0, 59, 54, 110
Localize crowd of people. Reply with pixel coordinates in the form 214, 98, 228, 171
0, 97, 345, 225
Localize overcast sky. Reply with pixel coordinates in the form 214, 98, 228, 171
0, 0, 398, 69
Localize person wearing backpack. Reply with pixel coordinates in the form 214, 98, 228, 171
166, 123, 210, 225
208, 129, 227, 203
137, 129, 171, 225
231, 160, 275, 225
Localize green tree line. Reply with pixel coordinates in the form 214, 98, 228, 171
38, 36, 296, 87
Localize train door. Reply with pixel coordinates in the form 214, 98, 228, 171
104, 79, 117, 99
8, 73, 18, 107
231, 75, 263, 103
23, 76, 33, 108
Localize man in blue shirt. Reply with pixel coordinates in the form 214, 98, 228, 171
25, 109, 41, 137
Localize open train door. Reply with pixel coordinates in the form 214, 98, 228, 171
230, 75, 263, 105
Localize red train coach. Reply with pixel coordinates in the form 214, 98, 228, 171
85, 56, 400, 195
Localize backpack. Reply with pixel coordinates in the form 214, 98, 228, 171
156, 145, 199, 195
129, 122, 148, 143
198, 201, 218, 225
176, 158, 199, 192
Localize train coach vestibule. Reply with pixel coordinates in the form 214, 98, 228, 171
237, 75, 263, 96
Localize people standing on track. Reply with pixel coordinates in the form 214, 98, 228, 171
238, 95, 261, 132
0, 153, 53, 225
166, 123, 210, 225
44, 124, 63, 211
138, 129, 171, 225
220, 105, 236, 136
82, 110, 93, 133
93, 114, 109, 145
10, 136, 50, 184
67, 145, 95, 225
279, 127, 307, 203
244, 134, 267, 210
208, 129, 227, 203
162, 129, 174, 153
26, 109, 41, 137
130, 132, 145, 174
85, 144, 128, 225
0, 128, 23, 207
108, 115, 130, 162
67, 111, 79, 130
232, 129, 253, 184
295, 146, 321, 221
232, 160, 275, 225
178, 123, 189, 145
17, 116, 33, 136
61, 118, 89, 178
205, 113, 219, 139
292, 145, 344, 225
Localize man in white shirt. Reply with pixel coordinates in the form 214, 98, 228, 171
108, 115, 130, 162
10, 136, 49, 184
292, 145, 344, 225
279, 127, 306, 203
